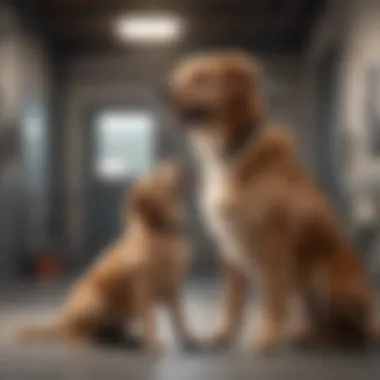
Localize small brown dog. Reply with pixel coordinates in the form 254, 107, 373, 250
167, 51, 376, 352
16, 162, 193, 351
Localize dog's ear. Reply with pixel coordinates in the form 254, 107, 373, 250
221, 56, 257, 104
131, 182, 162, 228
223, 68, 250, 106
221, 57, 264, 128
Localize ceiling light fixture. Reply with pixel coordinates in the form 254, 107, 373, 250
115, 13, 184, 44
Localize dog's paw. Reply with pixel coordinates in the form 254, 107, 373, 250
203, 329, 234, 352
251, 329, 281, 355
287, 328, 325, 350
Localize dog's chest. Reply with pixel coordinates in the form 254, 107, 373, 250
198, 162, 250, 270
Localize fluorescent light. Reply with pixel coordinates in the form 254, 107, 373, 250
115, 13, 183, 43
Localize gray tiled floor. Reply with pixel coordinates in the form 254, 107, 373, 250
1, 280, 380, 379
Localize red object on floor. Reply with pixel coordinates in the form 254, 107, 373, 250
35, 251, 62, 279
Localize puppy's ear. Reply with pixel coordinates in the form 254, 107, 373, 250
131, 183, 162, 228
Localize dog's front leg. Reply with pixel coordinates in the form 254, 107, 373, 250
252, 238, 292, 353
209, 258, 247, 349
136, 269, 162, 353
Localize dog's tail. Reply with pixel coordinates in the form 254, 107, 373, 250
305, 250, 373, 346
14, 322, 61, 342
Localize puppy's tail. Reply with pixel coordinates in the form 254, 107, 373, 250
14, 322, 61, 342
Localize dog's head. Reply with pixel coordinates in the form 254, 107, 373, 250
166, 51, 264, 156
131, 161, 184, 231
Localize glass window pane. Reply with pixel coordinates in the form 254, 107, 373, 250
95, 110, 155, 181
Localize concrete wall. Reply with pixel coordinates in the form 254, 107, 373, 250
300, 0, 380, 220
296, 0, 349, 173
340, 0, 380, 222
0, 3, 53, 279
299, 0, 380, 272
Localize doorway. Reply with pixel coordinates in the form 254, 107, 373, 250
315, 47, 344, 220
85, 108, 156, 259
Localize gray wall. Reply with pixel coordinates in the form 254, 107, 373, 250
0, 3, 53, 280
298, 0, 380, 273
299, 0, 380, 216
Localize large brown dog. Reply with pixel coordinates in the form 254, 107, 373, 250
167, 51, 375, 352
16, 162, 193, 351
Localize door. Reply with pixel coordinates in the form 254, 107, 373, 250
85, 108, 156, 259
315, 48, 344, 220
